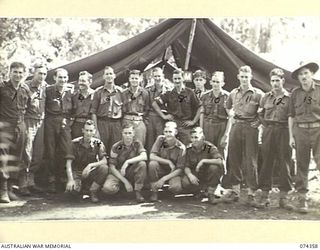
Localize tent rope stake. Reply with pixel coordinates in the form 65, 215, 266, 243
184, 18, 197, 71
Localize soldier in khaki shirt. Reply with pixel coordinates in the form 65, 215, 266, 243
148, 121, 186, 201
102, 124, 148, 203
223, 65, 264, 207
257, 68, 294, 210
91, 66, 123, 155
289, 61, 320, 213
181, 127, 224, 204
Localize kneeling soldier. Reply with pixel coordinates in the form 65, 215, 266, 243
102, 123, 148, 203
181, 127, 224, 204
65, 120, 109, 203
148, 121, 186, 201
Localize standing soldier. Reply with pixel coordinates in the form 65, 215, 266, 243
181, 127, 224, 204
193, 70, 209, 100
19, 63, 48, 195
71, 71, 94, 139
145, 67, 171, 152
0, 62, 29, 203
148, 121, 186, 201
199, 71, 230, 155
102, 123, 148, 203
152, 69, 200, 145
223, 65, 264, 206
257, 68, 294, 209
91, 66, 123, 155
289, 61, 320, 213
44, 68, 74, 193
65, 120, 109, 203
121, 69, 149, 146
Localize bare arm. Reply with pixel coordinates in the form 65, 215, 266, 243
288, 117, 295, 148
150, 152, 172, 166
110, 164, 130, 184
152, 101, 166, 119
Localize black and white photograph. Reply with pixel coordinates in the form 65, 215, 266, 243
1, 15, 320, 224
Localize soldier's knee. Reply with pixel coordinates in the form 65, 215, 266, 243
207, 164, 222, 176
137, 161, 147, 169
101, 182, 119, 195
148, 161, 159, 171
169, 183, 182, 194
98, 164, 109, 175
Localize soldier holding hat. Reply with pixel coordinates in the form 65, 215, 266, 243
289, 61, 320, 213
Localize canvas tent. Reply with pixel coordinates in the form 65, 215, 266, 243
46, 18, 299, 92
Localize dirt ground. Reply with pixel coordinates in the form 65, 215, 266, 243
1, 172, 320, 221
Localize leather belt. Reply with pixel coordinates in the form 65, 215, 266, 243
297, 121, 320, 128
123, 114, 143, 121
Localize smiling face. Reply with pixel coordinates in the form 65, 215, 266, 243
210, 74, 224, 91
297, 67, 314, 90
9, 67, 26, 85
172, 72, 184, 87
82, 123, 96, 141
129, 73, 140, 88
103, 68, 115, 83
190, 128, 205, 148
54, 69, 68, 88
163, 123, 177, 140
78, 74, 91, 92
152, 69, 164, 85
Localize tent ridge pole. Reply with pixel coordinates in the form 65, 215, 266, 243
184, 18, 197, 71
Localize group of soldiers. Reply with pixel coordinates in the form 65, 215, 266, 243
0, 60, 319, 215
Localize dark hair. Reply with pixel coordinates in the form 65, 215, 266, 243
238, 65, 252, 74
10, 61, 26, 72
84, 120, 95, 127
104, 66, 114, 73
269, 68, 285, 78
173, 68, 184, 75
129, 69, 141, 76
33, 63, 48, 71
79, 70, 93, 83
122, 123, 134, 130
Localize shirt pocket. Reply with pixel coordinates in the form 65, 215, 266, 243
244, 100, 259, 115
112, 99, 122, 118
62, 94, 72, 113
203, 103, 213, 115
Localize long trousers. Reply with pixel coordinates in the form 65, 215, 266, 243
227, 122, 259, 190
258, 124, 293, 192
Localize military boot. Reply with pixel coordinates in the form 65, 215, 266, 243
89, 182, 100, 203
149, 191, 158, 202
255, 190, 270, 209
0, 180, 10, 203
207, 186, 225, 205
295, 193, 309, 214
135, 191, 145, 203
279, 191, 294, 211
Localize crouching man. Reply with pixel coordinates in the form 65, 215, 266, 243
65, 120, 109, 203
102, 123, 148, 203
181, 127, 224, 204
148, 121, 186, 201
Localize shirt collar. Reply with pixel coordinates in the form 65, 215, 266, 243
236, 84, 255, 94
129, 86, 142, 95
270, 88, 289, 97
173, 84, 186, 94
